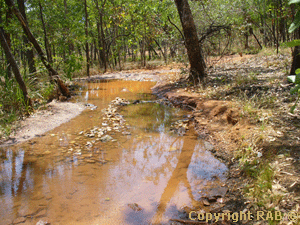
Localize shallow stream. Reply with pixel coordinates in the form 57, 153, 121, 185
0, 79, 227, 225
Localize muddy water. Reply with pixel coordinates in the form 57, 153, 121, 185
0, 80, 227, 225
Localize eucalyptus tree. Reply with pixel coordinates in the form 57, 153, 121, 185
17, 0, 36, 74
174, 0, 206, 82
93, 0, 108, 71
84, 0, 90, 77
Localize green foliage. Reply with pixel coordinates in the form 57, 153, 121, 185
41, 83, 55, 100
244, 161, 274, 207
289, 10, 300, 33
287, 70, 300, 113
282, 39, 300, 47
0, 75, 27, 137
284, 1, 300, 113
63, 54, 83, 80
289, 0, 300, 33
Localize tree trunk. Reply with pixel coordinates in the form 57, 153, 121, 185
174, 0, 206, 82
290, 28, 300, 75
290, 46, 300, 75
279, 0, 286, 42
249, 27, 262, 49
94, 0, 107, 72
18, 0, 36, 74
63, 0, 73, 56
244, 30, 249, 49
94, 39, 97, 61
4, 8, 12, 78
4, 0, 70, 97
0, 25, 31, 106
90, 42, 93, 65
38, 1, 52, 64
154, 39, 167, 63
99, 10, 107, 71
84, 0, 90, 77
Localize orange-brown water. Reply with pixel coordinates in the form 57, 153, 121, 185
0, 80, 227, 225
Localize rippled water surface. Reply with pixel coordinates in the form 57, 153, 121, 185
0, 80, 227, 225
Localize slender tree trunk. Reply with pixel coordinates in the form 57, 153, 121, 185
52, 44, 55, 58
244, 31, 249, 49
149, 45, 159, 57
17, 0, 36, 74
63, 0, 71, 56
276, 1, 279, 54
84, 0, 90, 77
249, 27, 262, 49
148, 45, 151, 61
174, 0, 206, 82
38, 1, 52, 64
94, 0, 107, 72
93, 39, 97, 61
4, 8, 12, 78
279, 0, 286, 42
154, 39, 167, 63
77, 45, 82, 56
4, 0, 70, 97
142, 19, 146, 67
0, 25, 31, 106
100, 10, 107, 71
90, 42, 93, 65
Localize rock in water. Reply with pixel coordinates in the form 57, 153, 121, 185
121, 88, 130, 92
100, 135, 113, 142
127, 203, 142, 211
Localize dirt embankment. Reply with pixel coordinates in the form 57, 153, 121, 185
153, 53, 300, 224
152, 82, 250, 215
152, 84, 244, 161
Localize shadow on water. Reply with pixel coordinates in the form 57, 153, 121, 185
0, 79, 227, 225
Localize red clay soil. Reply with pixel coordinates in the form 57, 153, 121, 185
152, 83, 253, 161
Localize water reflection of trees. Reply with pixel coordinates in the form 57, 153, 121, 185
0, 147, 35, 221
121, 131, 203, 225
119, 130, 227, 224
150, 133, 198, 224
0, 145, 70, 223
0, 98, 228, 225
122, 103, 179, 133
